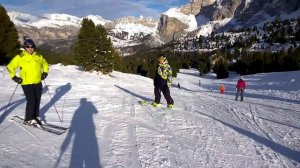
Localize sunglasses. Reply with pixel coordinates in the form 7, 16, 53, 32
25, 46, 34, 49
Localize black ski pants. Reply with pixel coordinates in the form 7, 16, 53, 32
154, 85, 174, 105
21, 83, 42, 121
235, 88, 244, 101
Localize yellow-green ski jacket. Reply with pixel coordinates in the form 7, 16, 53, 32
7, 51, 49, 85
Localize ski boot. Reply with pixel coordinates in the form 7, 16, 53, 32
24, 119, 41, 128
35, 117, 44, 125
167, 104, 174, 109
151, 102, 159, 107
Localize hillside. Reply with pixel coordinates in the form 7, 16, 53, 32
0, 65, 299, 167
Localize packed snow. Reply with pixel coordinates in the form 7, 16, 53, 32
0, 64, 299, 168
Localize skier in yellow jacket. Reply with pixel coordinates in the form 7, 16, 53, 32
7, 38, 48, 126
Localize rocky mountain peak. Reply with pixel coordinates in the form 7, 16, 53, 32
178, 0, 217, 15
104, 16, 158, 30
157, 0, 300, 43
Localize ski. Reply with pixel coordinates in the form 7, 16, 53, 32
138, 100, 174, 109
139, 100, 150, 106
13, 116, 68, 130
42, 123, 68, 131
12, 118, 40, 140
12, 116, 67, 135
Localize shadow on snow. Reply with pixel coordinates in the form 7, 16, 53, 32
55, 98, 101, 168
40, 83, 72, 122
115, 85, 153, 102
197, 111, 300, 163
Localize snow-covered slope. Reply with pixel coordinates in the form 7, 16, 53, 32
0, 65, 299, 167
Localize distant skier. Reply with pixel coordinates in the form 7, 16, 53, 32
152, 54, 174, 109
220, 84, 225, 94
7, 38, 49, 126
177, 83, 181, 89
235, 76, 246, 101
199, 79, 201, 86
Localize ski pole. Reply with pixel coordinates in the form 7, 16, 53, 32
43, 80, 63, 123
61, 97, 66, 122
0, 84, 19, 123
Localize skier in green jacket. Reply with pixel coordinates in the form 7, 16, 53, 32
7, 38, 49, 126
152, 54, 174, 108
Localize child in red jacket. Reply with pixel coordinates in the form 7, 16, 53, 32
235, 76, 246, 101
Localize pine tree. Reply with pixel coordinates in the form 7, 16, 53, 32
94, 25, 114, 74
74, 18, 120, 74
74, 18, 96, 71
0, 5, 20, 65
249, 52, 264, 73
213, 56, 229, 79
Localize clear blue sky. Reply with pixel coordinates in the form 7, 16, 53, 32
0, 0, 189, 20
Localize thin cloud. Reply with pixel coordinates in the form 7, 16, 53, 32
1, 0, 188, 20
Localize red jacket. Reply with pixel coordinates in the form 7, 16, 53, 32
236, 79, 246, 89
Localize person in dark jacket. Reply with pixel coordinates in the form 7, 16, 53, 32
235, 76, 246, 101
152, 54, 174, 108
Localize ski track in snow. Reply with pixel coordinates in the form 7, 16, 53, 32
0, 65, 299, 168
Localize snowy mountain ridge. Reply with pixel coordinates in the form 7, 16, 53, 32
6, 0, 300, 55
8, 11, 160, 55
8, 11, 109, 29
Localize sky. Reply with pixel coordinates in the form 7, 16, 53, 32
0, 0, 190, 20
0, 64, 299, 167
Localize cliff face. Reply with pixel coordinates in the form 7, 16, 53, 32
178, 0, 216, 15
157, 0, 216, 42
157, 0, 300, 43
157, 14, 189, 43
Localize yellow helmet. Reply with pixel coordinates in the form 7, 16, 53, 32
158, 54, 166, 62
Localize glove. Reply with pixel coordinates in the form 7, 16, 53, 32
12, 76, 22, 84
167, 82, 172, 88
41, 72, 48, 80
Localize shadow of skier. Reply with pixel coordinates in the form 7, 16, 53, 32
55, 98, 101, 168
115, 85, 153, 102
40, 83, 71, 122
0, 85, 48, 124
0, 98, 26, 124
